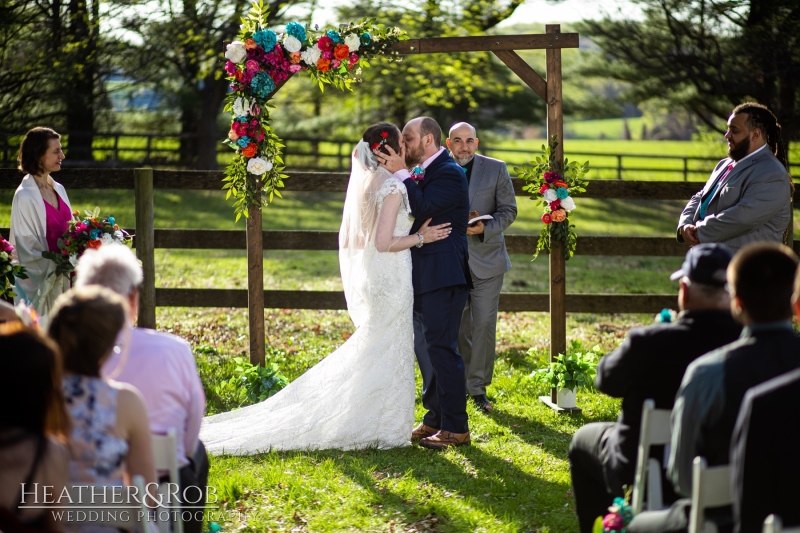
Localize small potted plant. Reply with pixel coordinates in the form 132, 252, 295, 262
533, 344, 602, 408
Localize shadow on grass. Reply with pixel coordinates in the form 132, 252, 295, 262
332, 443, 576, 532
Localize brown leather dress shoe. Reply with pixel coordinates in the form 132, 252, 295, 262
411, 423, 440, 442
419, 430, 471, 450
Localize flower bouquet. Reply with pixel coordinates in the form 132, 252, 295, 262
593, 492, 634, 533
42, 207, 132, 277
515, 136, 590, 260
0, 235, 27, 300
221, 0, 405, 220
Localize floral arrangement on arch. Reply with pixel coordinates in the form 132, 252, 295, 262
516, 136, 589, 260
42, 207, 132, 277
0, 235, 27, 300
221, 0, 405, 220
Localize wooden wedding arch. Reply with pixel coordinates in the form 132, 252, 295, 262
242, 26, 579, 407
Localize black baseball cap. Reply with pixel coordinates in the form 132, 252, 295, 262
670, 244, 733, 287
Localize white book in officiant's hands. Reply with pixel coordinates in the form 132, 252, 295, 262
468, 214, 493, 226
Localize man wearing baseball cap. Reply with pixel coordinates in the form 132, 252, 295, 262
569, 244, 742, 533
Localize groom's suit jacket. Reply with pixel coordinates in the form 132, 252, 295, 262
677, 148, 790, 252
404, 150, 471, 295
465, 154, 517, 280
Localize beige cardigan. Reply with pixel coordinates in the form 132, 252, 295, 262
10, 174, 72, 317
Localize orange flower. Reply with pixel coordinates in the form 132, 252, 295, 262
551, 208, 567, 222
317, 58, 331, 72
87, 239, 102, 250
289, 51, 302, 64
242, 142, 258, 158
244, 38, 257, 50
553, 180, 569, 189
333, 44, 350, 60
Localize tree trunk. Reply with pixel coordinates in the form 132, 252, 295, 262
63, 0, 98, 161
195, 73, 228, 170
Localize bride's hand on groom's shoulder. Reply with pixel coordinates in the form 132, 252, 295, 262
378, 145, 406, 174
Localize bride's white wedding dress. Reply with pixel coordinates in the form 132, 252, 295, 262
200, 148, 415, 455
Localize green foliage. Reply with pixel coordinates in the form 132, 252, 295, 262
532, 343, 603, 392
515, 136, 590, 260
211, 354, 289, 407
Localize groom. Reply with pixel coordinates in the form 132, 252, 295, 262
379, 116, 472, 449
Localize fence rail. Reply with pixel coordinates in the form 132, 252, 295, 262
1, 168, 797, 317
4, 131, 797, 179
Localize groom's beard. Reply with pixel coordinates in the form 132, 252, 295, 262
405, 140, 425, 168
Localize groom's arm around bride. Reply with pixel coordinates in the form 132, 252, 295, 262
379, 116, 472, 450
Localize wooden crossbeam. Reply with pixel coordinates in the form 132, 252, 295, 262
492, 50, 547, 101
388, 34, 579, 55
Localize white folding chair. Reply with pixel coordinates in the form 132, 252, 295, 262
763, 514, 800, 533
151, 428, 184, 533
631, 399, 673, 514
689, 457, 732, 533
62, 474, 150, 532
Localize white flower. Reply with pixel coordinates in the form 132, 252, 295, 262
561, 196, 576, 212
284, 35, 302, 53
247, 157, 273, 176
233, 97, 251, 118
301, 46, 321, 66
69, 254, 78, 267
101, 233, 115, 245
344, 33, 361, 52
543, 188, 558, 202
114, 230, 125, 241
225, 41, 247, 64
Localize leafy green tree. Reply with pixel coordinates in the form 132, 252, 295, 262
579, 0, 800, 149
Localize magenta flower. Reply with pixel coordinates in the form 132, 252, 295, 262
603, 513, 624, 530
224, 61, 237, 76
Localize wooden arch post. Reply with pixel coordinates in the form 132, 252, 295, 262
246, 28, 579, 377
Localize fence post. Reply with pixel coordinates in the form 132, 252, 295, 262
683, 158, 688, 181
617, 155, 622, 180
134, 168, 156, 329
246, 190, 266, 366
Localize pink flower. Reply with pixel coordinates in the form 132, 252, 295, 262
544, 171, 560, 183
549, 199, 561, 211
322, 49, 334, 60
541, 213, 552, 225
245, 59, 259, 72
539, 184, 549, 194
331, 59, 341, 69
251, 105, 261, 116
224, 61, 237, 76
349, 53, 359, 65
289, 64, 303, 73
603, 513, 624, 530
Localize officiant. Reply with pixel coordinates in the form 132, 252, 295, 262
9, 127, 72, 317
447, 122, 517, 413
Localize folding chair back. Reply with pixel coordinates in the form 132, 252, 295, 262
151, 428, 184, 533
763, 514, 800, 533
689, 457, 732, 533
631, 399, 673, 514
62, 475, 149, 532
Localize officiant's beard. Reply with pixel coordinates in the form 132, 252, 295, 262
727, 134, 750, 162
452, 153, 474, 166
405, 140, 425, 168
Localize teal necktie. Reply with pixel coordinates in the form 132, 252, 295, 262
699, 164, 734, 220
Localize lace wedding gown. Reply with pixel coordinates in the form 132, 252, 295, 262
200, 172, 415, 455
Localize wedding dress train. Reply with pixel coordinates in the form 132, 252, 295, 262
200, 173, 415, 455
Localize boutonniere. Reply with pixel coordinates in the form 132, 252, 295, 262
411, 165, 425, 182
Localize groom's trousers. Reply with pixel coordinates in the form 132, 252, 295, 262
413, 284, 470, 434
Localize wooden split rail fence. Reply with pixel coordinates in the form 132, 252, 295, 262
2, 168, 798, 324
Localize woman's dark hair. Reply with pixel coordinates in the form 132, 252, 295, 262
362, 122, 401, 157
48, 286, 128, 378
17, 127, 61, 176
0, 325, 69, 440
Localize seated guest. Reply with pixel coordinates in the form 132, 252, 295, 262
627, 242, 800, 533
48, 287, 156, 495
731, 366, 800, 531
569, 244, 741, 532
0, 325, 69, 532
75, 244, 208, 533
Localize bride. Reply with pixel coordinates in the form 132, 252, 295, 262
200, 123, 453, 454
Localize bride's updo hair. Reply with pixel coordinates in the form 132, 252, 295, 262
362, 123, 401, 157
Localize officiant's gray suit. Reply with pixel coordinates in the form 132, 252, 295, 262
459, 153, 517, 397
677, 148, 791, 252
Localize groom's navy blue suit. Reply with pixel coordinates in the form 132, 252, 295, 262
404, 149, 472, 434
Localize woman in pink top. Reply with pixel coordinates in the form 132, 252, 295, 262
9, 127, 72, 316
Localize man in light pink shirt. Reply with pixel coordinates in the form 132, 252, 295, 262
75, 243, 207, 533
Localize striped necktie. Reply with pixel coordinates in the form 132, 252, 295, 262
699, 164, 734, 220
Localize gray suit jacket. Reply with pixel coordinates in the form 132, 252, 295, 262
465, 154, 518, 279
677, 148, 791, 252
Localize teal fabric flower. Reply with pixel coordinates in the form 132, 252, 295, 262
326, 29, 342, 43
237, 136, 251, 148
360, 32, 371, 45
285, 22, 306, 42
253, 29, 277, 51
556, 187, 569, 199
250, 71, 275, 98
